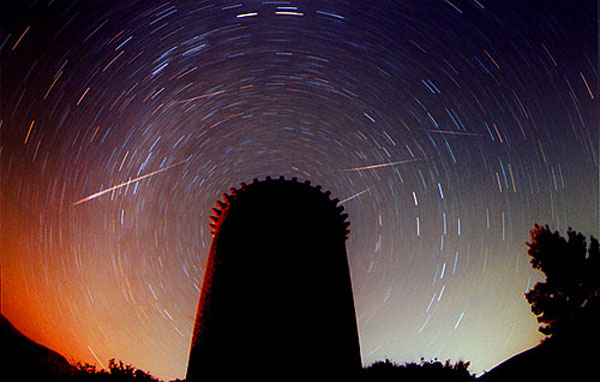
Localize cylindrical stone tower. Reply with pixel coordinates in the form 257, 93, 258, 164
186, 176, 361, 380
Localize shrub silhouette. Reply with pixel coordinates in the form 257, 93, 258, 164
68, 356, 479, 382
524, 224, 600, 342
73, 359, 162, 382
361, 358, 476, 381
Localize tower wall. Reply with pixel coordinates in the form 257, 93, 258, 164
186, 177, 361, 379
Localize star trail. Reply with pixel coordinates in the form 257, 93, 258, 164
1, 1, 597, 380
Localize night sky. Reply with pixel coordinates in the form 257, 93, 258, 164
1, 1, 598, 380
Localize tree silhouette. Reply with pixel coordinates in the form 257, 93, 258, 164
524, 224, 600, 342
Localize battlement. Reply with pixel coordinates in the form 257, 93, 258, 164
186, 176, 362, 379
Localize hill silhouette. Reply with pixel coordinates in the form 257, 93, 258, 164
0, 314, 175, 381
0, 313, 76, 381
477, 336, 589, 381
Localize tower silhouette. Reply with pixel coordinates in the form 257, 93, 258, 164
186, 176, 362, 380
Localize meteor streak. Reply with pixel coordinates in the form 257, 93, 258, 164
338, 187, 372, 204
343, 158, 421, 172
423, 129, 488, 137
73, 160, 186, 206
177, 90, 225, 104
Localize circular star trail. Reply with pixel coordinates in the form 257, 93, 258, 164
1, 1, 597, 380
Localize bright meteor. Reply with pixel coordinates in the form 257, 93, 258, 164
343, 158, 421, 172
73, 160, 186, 206
338, 187, 372, 204
422, 129, 488, 137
